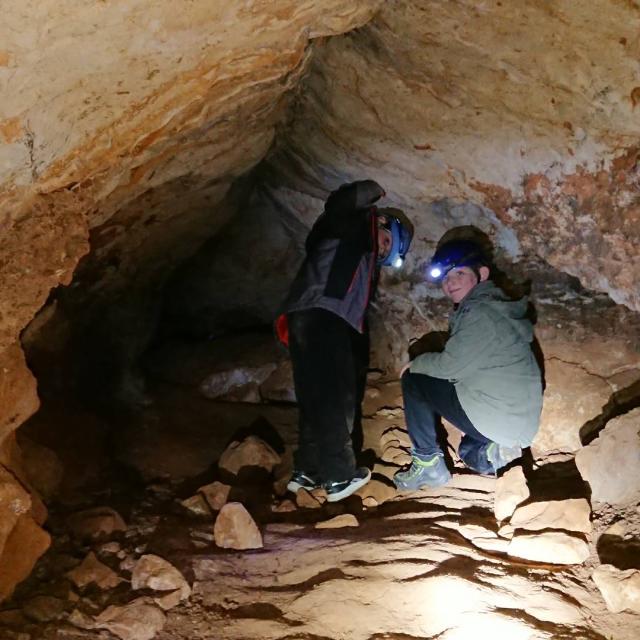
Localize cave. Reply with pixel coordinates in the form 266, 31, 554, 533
1, 2, 640, 639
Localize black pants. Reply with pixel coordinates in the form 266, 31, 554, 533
402, 371, 494, 474
288, 309, 368, 483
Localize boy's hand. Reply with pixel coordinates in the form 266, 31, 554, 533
399, 361, 412, 378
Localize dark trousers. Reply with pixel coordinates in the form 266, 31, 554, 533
401, 371, 495, 475
288, 309, 368, 483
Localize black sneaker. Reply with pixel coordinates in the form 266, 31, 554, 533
324, 467, 371, 503
287, 471, 320, 493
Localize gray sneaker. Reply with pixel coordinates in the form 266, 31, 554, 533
486, 442, 522, 472
394, 454, 451, 491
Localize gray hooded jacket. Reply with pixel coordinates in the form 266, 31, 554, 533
410, 280, 543, 446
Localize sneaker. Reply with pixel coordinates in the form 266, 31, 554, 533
287, 471, 320, 493
324, 467, 372, 503
394, 454, 451, 491
486, 442, 522, 472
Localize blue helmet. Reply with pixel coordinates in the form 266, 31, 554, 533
427, 239, 488, 281
378, 213, 412, 268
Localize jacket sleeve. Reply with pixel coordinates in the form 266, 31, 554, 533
409, 305, 497, 380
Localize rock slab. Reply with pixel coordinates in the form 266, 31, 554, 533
510, 498, 591, 534
507, 531, 590, 565
493, 466, 530, 522
94, 598, 166, 640
592, 564, 640, 613
131, 554, 191, 608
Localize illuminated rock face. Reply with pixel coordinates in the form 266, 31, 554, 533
2, 0, 640, 603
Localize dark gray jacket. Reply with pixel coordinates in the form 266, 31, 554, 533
410, 281, 543, 446
280, 180, 384, 332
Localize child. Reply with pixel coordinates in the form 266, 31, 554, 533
394, 238, 542, 490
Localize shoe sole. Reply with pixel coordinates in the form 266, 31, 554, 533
325, 469, 372, 503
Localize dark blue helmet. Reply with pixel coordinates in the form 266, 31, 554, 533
378, 212, 412, 268
427, 239, 488, 281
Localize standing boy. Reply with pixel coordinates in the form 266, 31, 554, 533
395, 238, 542, 490
276, 180, 412, 502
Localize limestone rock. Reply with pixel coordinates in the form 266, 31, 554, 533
66, 552, 122, 590
131, 554, 191, 606
259, 360, 296, 403
272, 499, 297, 513
180, 494, 212, 517
315, 514, 359, 529
94, 598, 166, 640
592, 564, 640, 613
510, 498, 591, 534
67, 507, 127, 539
218, 436, 280, 475
356, 478, 396, 506
507, 531, 590, 565
295, 489, 324, 509
213, 503, 263, 550
198, 481, 231, 512
576, 409, 640, 505
0, 513, 51, 601
200, 364, 276, 401
16, 437, 64, 501
493, 466, 529, 522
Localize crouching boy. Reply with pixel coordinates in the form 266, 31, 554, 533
394, 238, 543, 491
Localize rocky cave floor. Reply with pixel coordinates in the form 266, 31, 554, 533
2, 373, 640, 640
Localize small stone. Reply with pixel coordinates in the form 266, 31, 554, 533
67, 507, 126, 539
218, 436, 280, 475
604, 521, 627, 537
510, 498, 591, 534
66, 552, 122, 590
198, 481, 231, 511
498, 524, 515, 539
272, 499, 296, 513
315, 514, 359, 529
592, 564, 640, 613
213, 503, 263, 550
22, 595, 66, 622
295, 489, 323, 509
120, 555, 137, 573
356, 478, 396, 505
68, 608, 95, 630
362, 497, 378, 507
131, 554, 191, 606
507, 531, 590, 564
180, 494, 212, 516
493, 466, 529, 522
94, 598, 166, 640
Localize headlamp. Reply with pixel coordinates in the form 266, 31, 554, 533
429, 266, 442, 279
393, 256, 404, 268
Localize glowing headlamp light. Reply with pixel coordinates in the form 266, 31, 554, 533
429, 266, 442, 279
393, 256, 404, 268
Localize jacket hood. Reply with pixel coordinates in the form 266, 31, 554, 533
324, 180, 384, 214
458, 281, 533, 341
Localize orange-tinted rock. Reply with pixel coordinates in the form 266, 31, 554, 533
67, 507, 127, 540
218, 436, 280, 475
213, 502, 263, 550
66, 552, 122, 590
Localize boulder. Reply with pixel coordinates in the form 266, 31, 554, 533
592, 564, 640, 613
66, 552, 122, 590
131, 554, 191, 607
198, 481, 231, 511
575, 409, 640, 505
94, 598, 166, 640
17, 437, 64, 500
213, 503, 263, 550
200, 364, 276, 402
510, 498, 591, 534
218, 436, 280, 475
493, 466, 529, 522
67, 507, 127, 539
507, 531, 590, 565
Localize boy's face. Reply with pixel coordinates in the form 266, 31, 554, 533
442, 265, 488, 304
376, 216, 393, 260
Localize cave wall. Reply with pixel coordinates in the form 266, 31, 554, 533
0, 0, 381, 601
1, 0, 640, 601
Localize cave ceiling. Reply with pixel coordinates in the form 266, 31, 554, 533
1, 0, 640, 354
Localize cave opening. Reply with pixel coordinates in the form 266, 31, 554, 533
1, 3, 640, 640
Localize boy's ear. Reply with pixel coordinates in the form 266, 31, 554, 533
478, 266, 490, 282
